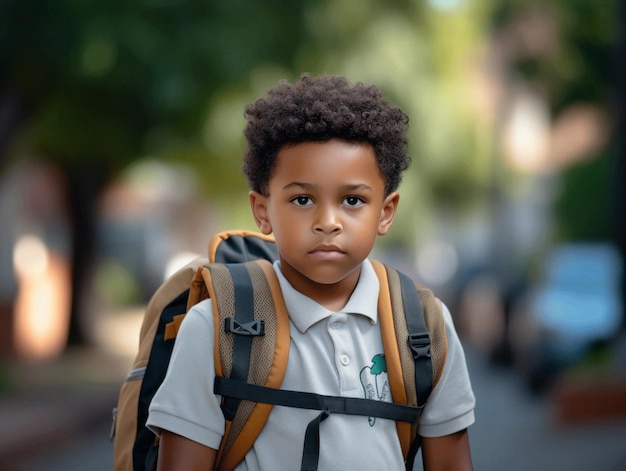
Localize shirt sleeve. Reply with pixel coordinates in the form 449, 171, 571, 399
146, 299, 225, 449
418, 302, 476, 437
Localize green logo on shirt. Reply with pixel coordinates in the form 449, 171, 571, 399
360, 353, 390, 426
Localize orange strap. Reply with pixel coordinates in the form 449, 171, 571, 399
371, 260, 412, 458
164, 314, 186, 341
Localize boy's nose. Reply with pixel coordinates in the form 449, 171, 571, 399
313, 207, 342, 233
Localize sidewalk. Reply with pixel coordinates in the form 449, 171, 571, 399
466, 343, 626, 471
0, 347, 126, 469
0, 306, 142, 469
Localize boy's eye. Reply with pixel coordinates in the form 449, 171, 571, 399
343, 196, 365, 207
291, 195, 314, 206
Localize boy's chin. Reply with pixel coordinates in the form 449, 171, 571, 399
294, 265, 363, 286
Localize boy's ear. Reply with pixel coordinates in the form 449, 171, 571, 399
378, 191, 399, 236
249, 191, 272, 235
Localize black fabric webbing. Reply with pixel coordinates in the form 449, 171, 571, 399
405, 434, 423, 471
301, 410, 329, 471
221, 264, 256, 420
397, 271, 433, 407
396, 270, 432, 470
214, 377, 422, 422
215, 377, 422, 471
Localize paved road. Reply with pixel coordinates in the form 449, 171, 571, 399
10, 347, 626, 471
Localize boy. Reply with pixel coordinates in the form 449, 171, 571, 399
147, 74, 475, 470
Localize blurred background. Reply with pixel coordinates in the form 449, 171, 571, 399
1, 0, 625, 470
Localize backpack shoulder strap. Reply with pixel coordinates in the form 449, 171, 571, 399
193, 258, 290, 471
370, 260, 448, 464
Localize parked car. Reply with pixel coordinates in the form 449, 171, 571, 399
509, 243, 623, 392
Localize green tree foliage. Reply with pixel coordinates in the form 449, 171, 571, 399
491, 0, 618, 112
1, 0, 313, 169
555, 151, 611, 241
490, 0, 618, 242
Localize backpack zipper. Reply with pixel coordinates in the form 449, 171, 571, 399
126, 366, 147, 382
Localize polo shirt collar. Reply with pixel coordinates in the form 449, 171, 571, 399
273, 259, 380, 333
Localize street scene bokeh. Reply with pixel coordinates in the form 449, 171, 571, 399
1, 1, 625, 470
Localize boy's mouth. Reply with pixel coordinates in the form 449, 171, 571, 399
309, 244, 345, 260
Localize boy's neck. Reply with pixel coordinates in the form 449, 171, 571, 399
279, 261, 362, 312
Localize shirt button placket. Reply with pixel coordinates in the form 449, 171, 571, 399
328, 314, 351, 371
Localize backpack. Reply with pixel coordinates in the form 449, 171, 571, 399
112, 230, 448, 471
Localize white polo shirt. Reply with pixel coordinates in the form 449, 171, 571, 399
147, 260, 475, 470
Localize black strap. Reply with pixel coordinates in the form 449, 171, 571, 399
397, 271, 432, 407
221, 264, 258, 420
405, 434, 423, 471
215, 377, 422, 422
215, 376, 423, 471
301, 410, 329, 471
397, 270, 433, 468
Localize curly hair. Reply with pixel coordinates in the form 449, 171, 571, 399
243, 74, 411, 196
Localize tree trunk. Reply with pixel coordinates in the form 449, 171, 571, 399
65, 164, 109, 346
0, 92, 28, 170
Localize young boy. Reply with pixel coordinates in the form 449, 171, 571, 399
147, 74, 475, 470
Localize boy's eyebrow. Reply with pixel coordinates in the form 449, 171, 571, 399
283, 182, 374, 192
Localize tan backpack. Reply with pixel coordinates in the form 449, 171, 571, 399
112, 230, 447, 471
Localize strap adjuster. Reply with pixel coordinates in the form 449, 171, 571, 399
408, 333, 431, 360
225, 317, 265, 336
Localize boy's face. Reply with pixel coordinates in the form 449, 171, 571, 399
250, 139, 398, 301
